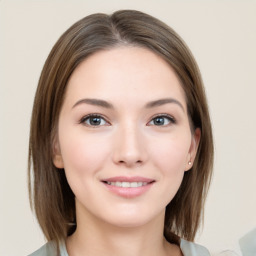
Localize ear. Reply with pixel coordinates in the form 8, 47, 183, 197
52, 135, 64, 169
185, 128, 201, 171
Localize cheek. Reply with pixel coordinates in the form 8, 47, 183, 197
59, 131, 112, 203
150, 133, 191, 175
59, 130, 111, 178
150, 135, 191, 204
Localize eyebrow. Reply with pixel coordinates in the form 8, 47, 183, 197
72, 97, 184, 111
72, 98, 114, 109
145, 98, 185, 112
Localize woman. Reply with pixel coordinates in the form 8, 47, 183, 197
28, 10, 213, 256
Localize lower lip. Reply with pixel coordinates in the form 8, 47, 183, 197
102, 182, 154, 198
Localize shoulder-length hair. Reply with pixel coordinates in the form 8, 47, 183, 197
29, 9, 213, 246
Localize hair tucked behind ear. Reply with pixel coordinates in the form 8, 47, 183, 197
28, 9, 213, 248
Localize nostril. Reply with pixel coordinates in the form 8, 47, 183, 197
117, 159, 143, 166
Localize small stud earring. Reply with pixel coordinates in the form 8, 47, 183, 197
188, 161, 192, 165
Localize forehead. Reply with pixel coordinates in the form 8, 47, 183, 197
65, 46, 186, 108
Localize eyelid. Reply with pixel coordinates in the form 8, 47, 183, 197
78, 113, 176, 127
79, 113, 110, 127
147, 114, 176, 126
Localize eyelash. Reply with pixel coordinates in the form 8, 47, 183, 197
79, 113, 176, 127
79, 114, 109, 127
148, 114, 176, 126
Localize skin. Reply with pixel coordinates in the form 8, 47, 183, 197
53, 46, 200, 256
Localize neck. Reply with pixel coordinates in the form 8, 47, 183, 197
66, 206, 180, 256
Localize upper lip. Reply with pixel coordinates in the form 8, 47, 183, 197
102, 176, 155, 183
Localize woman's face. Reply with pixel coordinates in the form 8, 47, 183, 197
53, 47, 200, 228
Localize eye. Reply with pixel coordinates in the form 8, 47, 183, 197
80, 114, 109, 127
148, 115, 175, 126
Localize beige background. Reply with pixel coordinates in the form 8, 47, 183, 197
1, 1, 256, 255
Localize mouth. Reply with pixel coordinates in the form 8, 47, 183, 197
103, 181, 152, 188
101, 176, 155, 198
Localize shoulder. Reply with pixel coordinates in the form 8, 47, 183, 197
180, 239, 211, 256
239, 228, 256, 255
28, 241, 57, 256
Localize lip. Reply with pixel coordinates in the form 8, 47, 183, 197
101, 176, 155, 198
103, 176, 154, 183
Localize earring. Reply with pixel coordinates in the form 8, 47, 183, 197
188, 161, 192, 165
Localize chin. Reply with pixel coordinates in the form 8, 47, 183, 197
99, 208, 164, 229
106, 217, 152, 229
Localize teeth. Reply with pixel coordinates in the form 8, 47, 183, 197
122, 182, 130, 188
106, 181, 148, 187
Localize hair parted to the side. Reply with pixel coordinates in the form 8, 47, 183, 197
28, 9, 213, 247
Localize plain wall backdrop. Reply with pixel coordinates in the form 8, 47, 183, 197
1, 1, 255, 255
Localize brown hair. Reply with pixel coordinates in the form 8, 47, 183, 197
28, 9, 213, 247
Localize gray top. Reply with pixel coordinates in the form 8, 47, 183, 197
28, 239, 210, 256
239, 228, 256, 256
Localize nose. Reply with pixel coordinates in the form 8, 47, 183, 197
112, 125, 147, 168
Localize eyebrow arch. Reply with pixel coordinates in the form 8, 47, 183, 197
72, 98, 114, 109
72, 97, 184, 112
145, 98, 185, 112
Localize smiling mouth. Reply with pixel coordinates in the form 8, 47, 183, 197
103, 181, 151, 188
101, 177, 155, 198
